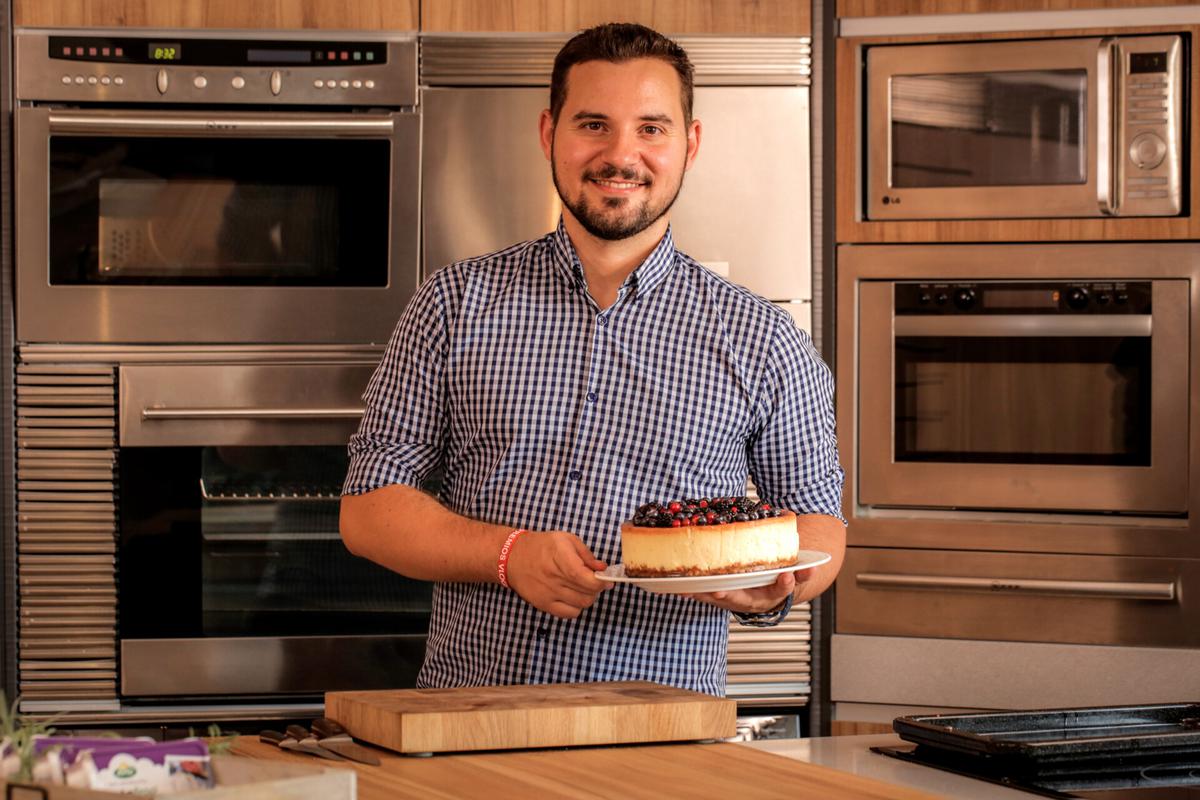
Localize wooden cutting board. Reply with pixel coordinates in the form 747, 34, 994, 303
325, 681, 737, 754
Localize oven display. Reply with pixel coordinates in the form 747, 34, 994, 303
982, 288, 1058, 309
149, 42, 182, 61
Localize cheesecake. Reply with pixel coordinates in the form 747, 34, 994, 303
621, 497, 798, 578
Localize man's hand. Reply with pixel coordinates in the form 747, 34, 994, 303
685, 566, 820, 614
505, 531, 613, 619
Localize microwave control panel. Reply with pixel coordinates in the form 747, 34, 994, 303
895, 281, 1153, 314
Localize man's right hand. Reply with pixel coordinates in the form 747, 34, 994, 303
505, 531, 612, 619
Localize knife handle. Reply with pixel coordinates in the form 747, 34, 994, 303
286, 724, 313, 741
259, 729, 287, 746
312, 717, 350, 739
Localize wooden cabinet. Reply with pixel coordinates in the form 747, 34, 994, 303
14, 0, 419, 30
420, 0, 810, 35
839, 0, 1196, 16
835, 24, 1200, 243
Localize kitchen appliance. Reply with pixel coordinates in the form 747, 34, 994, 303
863, 34, 1186, 220
325, 681, 736, 754
832, 243, 1200, 723
419, 34, 818, 710
880, 703, 1200, 797
14, 29, 420, 344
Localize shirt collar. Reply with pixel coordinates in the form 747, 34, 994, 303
550, 217, 677, 299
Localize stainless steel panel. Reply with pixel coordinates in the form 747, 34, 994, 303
832, 634, 1200, 710
16, 32, 417, 106
119, 362, 374, 446
837, 548, 1199, 647
15, 107, 420, 344
421, 86, 811, 301
856, 278, 1189, 514
121, 636, 426, 696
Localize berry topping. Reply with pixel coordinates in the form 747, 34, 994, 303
630, 496, 783, 527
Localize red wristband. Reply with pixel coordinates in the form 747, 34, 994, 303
497, 528, 527, 589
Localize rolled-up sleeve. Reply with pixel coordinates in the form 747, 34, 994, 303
343, 272, 452, 495
748, 318, 845, 522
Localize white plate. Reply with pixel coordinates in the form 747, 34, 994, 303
594, 550, 832, 595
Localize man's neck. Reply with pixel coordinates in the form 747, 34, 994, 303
563, 213, 669, 310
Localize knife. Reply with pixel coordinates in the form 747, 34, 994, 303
310, 717, 382, 766
270, 725, 350, 762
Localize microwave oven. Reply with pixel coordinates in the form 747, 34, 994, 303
864, 34, 1185, 220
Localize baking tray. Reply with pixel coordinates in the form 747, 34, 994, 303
893, 703, 1200, 765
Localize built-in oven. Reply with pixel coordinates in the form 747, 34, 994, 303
831, 243, 1200, 721
863, 34, 1186, 220
14, 30, 419, 344
857, 278, 1188, 515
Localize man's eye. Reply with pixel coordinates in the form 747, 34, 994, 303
583, 122, 604, 131
642, 125, 662, 135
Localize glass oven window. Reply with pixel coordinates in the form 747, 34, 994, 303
891, 70, 1087, 188
49, 136, 390, 285
895, 336, 1150, 465
120, 446, 431, 639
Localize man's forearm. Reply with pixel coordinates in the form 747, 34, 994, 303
340, 484, 513, 583
793, 513, 847, 603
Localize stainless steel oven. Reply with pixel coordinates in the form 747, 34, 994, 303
863, 34, 1186, 220
831, 243, 1200, 718
14, 30, 420, 344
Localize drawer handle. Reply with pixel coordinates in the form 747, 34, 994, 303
143, 406, 364, 421
856, 573, 1176, 601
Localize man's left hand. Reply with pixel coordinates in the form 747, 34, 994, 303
685, 568, 811, 614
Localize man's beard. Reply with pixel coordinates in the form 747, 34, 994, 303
551, 155, 684, 242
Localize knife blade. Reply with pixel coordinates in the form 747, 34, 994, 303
282, 724, 351, 762
310, 717, 382, 766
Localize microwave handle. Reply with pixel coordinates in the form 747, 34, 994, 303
1097, 37, 1119, 216
857, 572, 1176, 602
893, 314, 1151, 337
47, 111, 395, 137
142, 406, 365, 421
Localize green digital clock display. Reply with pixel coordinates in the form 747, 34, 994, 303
149, 43, 182, 61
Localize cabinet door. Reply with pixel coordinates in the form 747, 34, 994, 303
421, 0, 809, 35
15, 0, 418, 29
421, 86, 811, 302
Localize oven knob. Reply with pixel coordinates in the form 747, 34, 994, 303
1066, 287, 1090, 310
1116, 292, 1129, 305
918, 292, 931, 304
156, 68, 169, 94
270, 70, 283, 96
193, 75, 207, 89
952, 288, 976, 310
1096, 293, 1111, 306
935, 293, 948, 305
1129, 132, 1167, 170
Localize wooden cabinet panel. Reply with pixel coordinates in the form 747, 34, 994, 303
15, 0, 419, 30
421, 0, 810, 35
839, 0, 1196, 16
835, 25, 1200, 243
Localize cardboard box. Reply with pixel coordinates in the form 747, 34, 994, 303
0, 754, 355, 799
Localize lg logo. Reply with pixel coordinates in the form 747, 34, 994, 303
881, 195, 902, 205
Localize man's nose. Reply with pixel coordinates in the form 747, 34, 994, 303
601, 128, 641, 168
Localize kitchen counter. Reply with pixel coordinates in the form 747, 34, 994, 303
227, 734, 1034, 799
742, 734, 1040, 799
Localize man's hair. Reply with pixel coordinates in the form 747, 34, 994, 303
549, 23, 695, 124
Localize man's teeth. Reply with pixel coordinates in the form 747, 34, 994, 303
594, 179, 642, 189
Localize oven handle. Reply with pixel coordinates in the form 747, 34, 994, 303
892, 315, 1151, 337
142, 406, 364, 421
1096, 37, 1118, 217
857, 572, 1176, 601
47, 111, 395, 137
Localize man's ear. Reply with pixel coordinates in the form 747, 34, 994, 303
684, 118, 702, 171
539, 108, 555, 162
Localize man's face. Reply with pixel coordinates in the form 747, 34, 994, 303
539, 58, 701, 242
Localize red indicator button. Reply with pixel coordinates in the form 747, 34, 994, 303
327, 51, 336, 60
75, 47, 84, 56
101, 47, 110, 56
62, 46, 71, 56
340, 51, 349, 60
88, 47, 97, 56
114, 47, 124, 57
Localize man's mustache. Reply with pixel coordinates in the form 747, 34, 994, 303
584, 165, 651, 184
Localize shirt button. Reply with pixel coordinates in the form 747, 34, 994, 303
536, 627, 549, 640
586, 392, 597, 404
597, 316, 608, 327
567, 470, 581, 482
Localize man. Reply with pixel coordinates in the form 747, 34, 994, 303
340, 22, 844, 695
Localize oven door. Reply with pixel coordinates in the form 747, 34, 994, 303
116, 363, 431, 699
15, 107, 419, 344
857, 280, 1189, 514
864, 36, 1183, 220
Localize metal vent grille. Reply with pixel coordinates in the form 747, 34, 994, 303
15, 363, 119, 712
420, 35, 811, 86
726, 603, 811, 707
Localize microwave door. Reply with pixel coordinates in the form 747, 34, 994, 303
865, 37, 1107, 220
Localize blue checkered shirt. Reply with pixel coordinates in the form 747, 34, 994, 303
344, 220, 843, 696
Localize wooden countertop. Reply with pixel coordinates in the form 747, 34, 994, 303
229, 736, 945, 799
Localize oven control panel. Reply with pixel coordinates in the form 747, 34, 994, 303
16, 31, 416, 106
895, 281, 1153, 314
